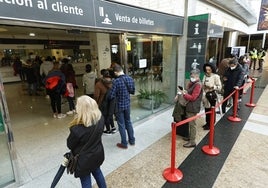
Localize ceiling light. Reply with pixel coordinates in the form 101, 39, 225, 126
29, 33, 35, 37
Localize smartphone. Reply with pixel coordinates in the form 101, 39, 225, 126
178, 86, 183, 90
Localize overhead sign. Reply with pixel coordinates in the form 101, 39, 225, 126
0, 0, 95, 27
0, 0, 183, 35
94, 0, 183, 35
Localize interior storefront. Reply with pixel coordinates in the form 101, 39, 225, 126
0, 26, 179, 187
0, 0, 184, 186
0, 26, 178, 120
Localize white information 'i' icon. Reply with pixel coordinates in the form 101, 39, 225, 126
194, 23, 199, 35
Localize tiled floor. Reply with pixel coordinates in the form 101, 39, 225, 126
2, 67, 268, 188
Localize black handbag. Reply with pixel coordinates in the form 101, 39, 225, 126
66, 124, 97, 175
66, 152, 79, 174
205, 90, 217, 106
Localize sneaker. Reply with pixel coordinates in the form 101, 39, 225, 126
66, 111, 74, 115
53, 113, 57, 118
103, 130, 112, 135
57, 113, 66, 119
111, 128, 117, 133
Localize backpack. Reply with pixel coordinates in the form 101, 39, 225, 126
45, 76, 66, 94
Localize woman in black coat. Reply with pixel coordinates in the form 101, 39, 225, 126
67, 95, 107, 188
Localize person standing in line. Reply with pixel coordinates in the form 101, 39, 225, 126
249, 48, 258, 70
40, 56, 53, 80
25, 59, 39, 96
221, 58, 244, 114
40, 56, 53, 97
83, 64, 96, 98
98, 75, 117, 135
94, 70, 110, 106
181, 69, 203, 148
257, 48, 266, 71
67, 95, 107, 188
109, 64, 135, 149
202, 63, 222, 130
65, 74, 76, 116
44, 61, 66, 119
238, 55, 250, 99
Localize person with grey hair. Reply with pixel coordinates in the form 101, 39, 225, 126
179, 69, 203, 148
221, 58, 244, 114
67, 95, 107, 188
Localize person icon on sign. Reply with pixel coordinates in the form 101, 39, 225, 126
102, 14, 112, 24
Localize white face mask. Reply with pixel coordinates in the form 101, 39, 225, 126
230, 66, 235, 70
190, 77, 196, 82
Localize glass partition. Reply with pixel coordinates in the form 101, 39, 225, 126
0, 76, 17, 187
124, 34, 178, 122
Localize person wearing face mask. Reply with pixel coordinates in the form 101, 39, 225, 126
181, 69, 203, 148
202, 63, 222, 130
221, 58, 244, 114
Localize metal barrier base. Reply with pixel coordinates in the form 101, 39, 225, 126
163, 167, 183, 183
228, 116, 241, 122
202, 145, 220, 156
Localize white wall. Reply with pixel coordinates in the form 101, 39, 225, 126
111, 0, 185, 16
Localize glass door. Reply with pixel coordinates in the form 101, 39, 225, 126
0, 76, 17, 187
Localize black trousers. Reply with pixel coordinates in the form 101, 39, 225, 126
49, 92, 62, 114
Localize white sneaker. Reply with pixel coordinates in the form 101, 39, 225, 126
53, 113, 57, 118
57, 113, 66, 119
66, 111, 74, 115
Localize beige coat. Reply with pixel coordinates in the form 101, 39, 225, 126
202, 73, 222, 108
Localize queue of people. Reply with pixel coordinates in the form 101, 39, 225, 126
173, 50, 263, 148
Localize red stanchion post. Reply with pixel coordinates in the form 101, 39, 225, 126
246, 78, 256, 107
202, 107, 220, 156
228, 88, 241, 122
163, 122, 183, 182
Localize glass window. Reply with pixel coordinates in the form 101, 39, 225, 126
122, 33, 178, 122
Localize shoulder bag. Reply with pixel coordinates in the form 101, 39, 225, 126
66, 124, 97, 174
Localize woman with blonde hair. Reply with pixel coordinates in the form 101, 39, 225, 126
67, 95, 107, 188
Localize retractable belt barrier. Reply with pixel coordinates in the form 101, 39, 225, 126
163, 77, 256, 183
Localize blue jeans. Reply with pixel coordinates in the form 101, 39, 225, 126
80, 167, 106, 188
116, 107, 135, 146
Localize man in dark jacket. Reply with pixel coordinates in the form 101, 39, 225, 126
221, 58, 244, 114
